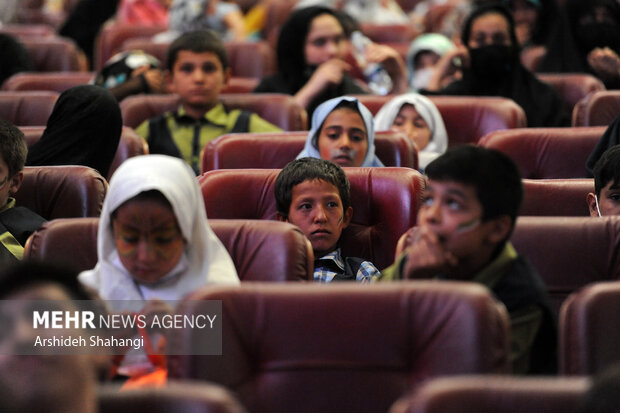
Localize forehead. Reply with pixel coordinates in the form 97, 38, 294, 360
322, 108, 366, 130
307, 14, 343, 39
426, 179, 479, 200
291, 179, 342, 200
113, 197, 177, 224
397, 104, 422, 118
173, 50, 222, 66
470, 12, 510, 35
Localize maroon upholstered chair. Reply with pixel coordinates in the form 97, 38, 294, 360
198, 167, 423, 269
19, 125, 149, 180
560, 281, 620, 375
16, 166, 108, 219
354, 95, 527, 146
120, 93, 308, 131
511, 216, 620, 313
521, 179, 593, 216
479, 127, 605, 179
24, 218, 313, 281
21, 36, 87, 71
3, 72, 95, 92
0, 91, 58, 126
202, 130, 418, 172
168, 282, 511, 413
390, 376, 589, 413
94, 24, 167, 70
0, 24, 55, 38
573, 90, 620, 127
536, 73, 606, 116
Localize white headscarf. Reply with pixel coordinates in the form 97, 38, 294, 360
406, 33, 455, 91
297, 96, 385, 167
374, 93, 448, 170
79, 155, 239, 304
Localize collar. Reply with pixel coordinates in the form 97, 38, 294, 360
315, 248, 345, 271
173, 102, 228, 128
0, 197, 15, 213
471, 242, 517, 289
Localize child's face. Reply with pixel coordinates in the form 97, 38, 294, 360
286, 179, 352, 257
589, 180, 620, 216
167, 51, 230, 115
304, 13, 347, 66
318, 108, 368, 167
0, 156, 22, 209
391, 104, 432, 150
112, 197, 185, 284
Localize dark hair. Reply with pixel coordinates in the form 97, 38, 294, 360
0, 119, 27, 177
166, 29, 228, 71
425, 145, 523, 225
274, 157, 351, 218
312, 99, 365, 148
593, 145, 620, 196
461, 2, 519, 49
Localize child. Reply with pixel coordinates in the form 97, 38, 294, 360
274, 157, 381, 282
0, 120, 45, 264
135, 30, 281, 174
297, 96, 384, 168
587, 145, 620, 217
380, 146, 556, 375
374, 93, 448, 170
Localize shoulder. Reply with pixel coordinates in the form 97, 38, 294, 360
248, 113, 282, 132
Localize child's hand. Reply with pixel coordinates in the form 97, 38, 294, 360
401, 226, 458, 279
588, 47, 620, 83
295, 58, 351, 108
364, 43, 408, 93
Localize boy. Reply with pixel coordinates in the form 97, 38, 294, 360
587, 145, 620, 217
135, 29, 281, 174
274, 157, 381, 282
381, 146, 556, 375
0, 120, 45, 264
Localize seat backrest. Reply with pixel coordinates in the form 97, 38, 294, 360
511, 216, 620, 313
120, 93, 308, 131
521, 179, 593, 216
2, 71, 94, 92
0, 24, 55, 38
536, 73, 605, 116
0, 91, 58, 126
198, 167, 423, 269
573, 90, 620, 127
21, 36, 86, 71
94, 24, 167, 70
16, 166, 107, 219
390, 376, 589, 413
121, 38, 277, 78
560, 281, 620, 375
20, 125, 149, 180
354, 95, 527, 146
478, 127, 605, 179
168, 282, 511, 413
24, 218, 313, 281
202, 130, 418, 172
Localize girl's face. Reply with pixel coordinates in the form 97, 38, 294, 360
318, 107, 368, 167
391, 104, 432, 150
304, 13, 347, 66
112, 196, 185, 284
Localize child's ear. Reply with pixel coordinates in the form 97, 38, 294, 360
587, 192, 600, 217
485, 215, 512, 245
341, 206, 353, 228
275, 212, 288, 222
8, 171, 23, 196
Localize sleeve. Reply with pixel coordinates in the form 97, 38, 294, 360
248, 114, 283, 133
135, 119, 150, 141
356, 260, 382, 283
376, 253, 407, 282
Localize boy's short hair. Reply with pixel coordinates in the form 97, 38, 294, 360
274, 157, 351, 218
166, 29, 228, 71
425, 145, 523, 225
0, 119, 27, 177
593, 145, 620, 197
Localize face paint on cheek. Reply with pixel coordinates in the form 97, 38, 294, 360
114, 229, 139, 258
151, 230, 185, 261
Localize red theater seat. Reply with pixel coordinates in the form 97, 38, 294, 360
168, 282, 511, 413
17, 166, 108, 219
0, 24, 55, 38
198, 167, 423, 269
521, 179, 593, 216
537, 73, 605, 116
120, 93, 307, 131
94, 24, 166, 70
354, 95, 527, 146
22, 36, 87, 71
573, 90, 620, 127
24, 218, 313, 281
479, 127, 605, 179
3, 72, 94, 92
202, 130, 418, 172
0, 91, 58, 126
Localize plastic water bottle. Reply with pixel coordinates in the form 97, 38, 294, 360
350, 31, 393, 95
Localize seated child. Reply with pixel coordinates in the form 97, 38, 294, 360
587, 145, 620, 217
380, 145, 556, 375
374, 93, 448, 170
0, 120, 46, 264
274, 157, 381, 282
297, 96, 384, 168
135, 29, 281, 174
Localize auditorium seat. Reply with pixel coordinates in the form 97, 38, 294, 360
3, 72, 94, 92
120, 93, 308, 131
0, 24, 55, 38
0, 91, 58, 126
536, 73, 605, 116
389, 376, 589, 413
360, 23, 419, 43
17, 166, 108, 219
202, 130, 418, 172
94, 24, 167, 70
121, 38, 277, 78
20, 125, 149, 180
560, 281, 620, 375
198, 167, 423, 269
521, 179, 593, 216
573, 90, 620, 127
511, 216, 620, 313
168, 282, 511, 413
478, 127, 605, 179
22, 36, 87, 71
354, 95, 527, 146
24, 218, 313, 281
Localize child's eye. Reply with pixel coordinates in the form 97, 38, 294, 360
414, 119, 428, 129
446, 199, 463, 210
179, 64, 195, 73
350, 133, 366, 143
327, 201, 339, 208
298, 203, 312, 210
609, 193, 620, 201
120, 235, 139, 244
421, 196, 434, 207
311, 37, 327, 47
326, 133, 340, 140
201, 63, 217, 73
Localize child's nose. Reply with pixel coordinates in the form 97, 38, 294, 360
313, 205, 327, 222
136, 239, 156, 261
339, 135, 352, 149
